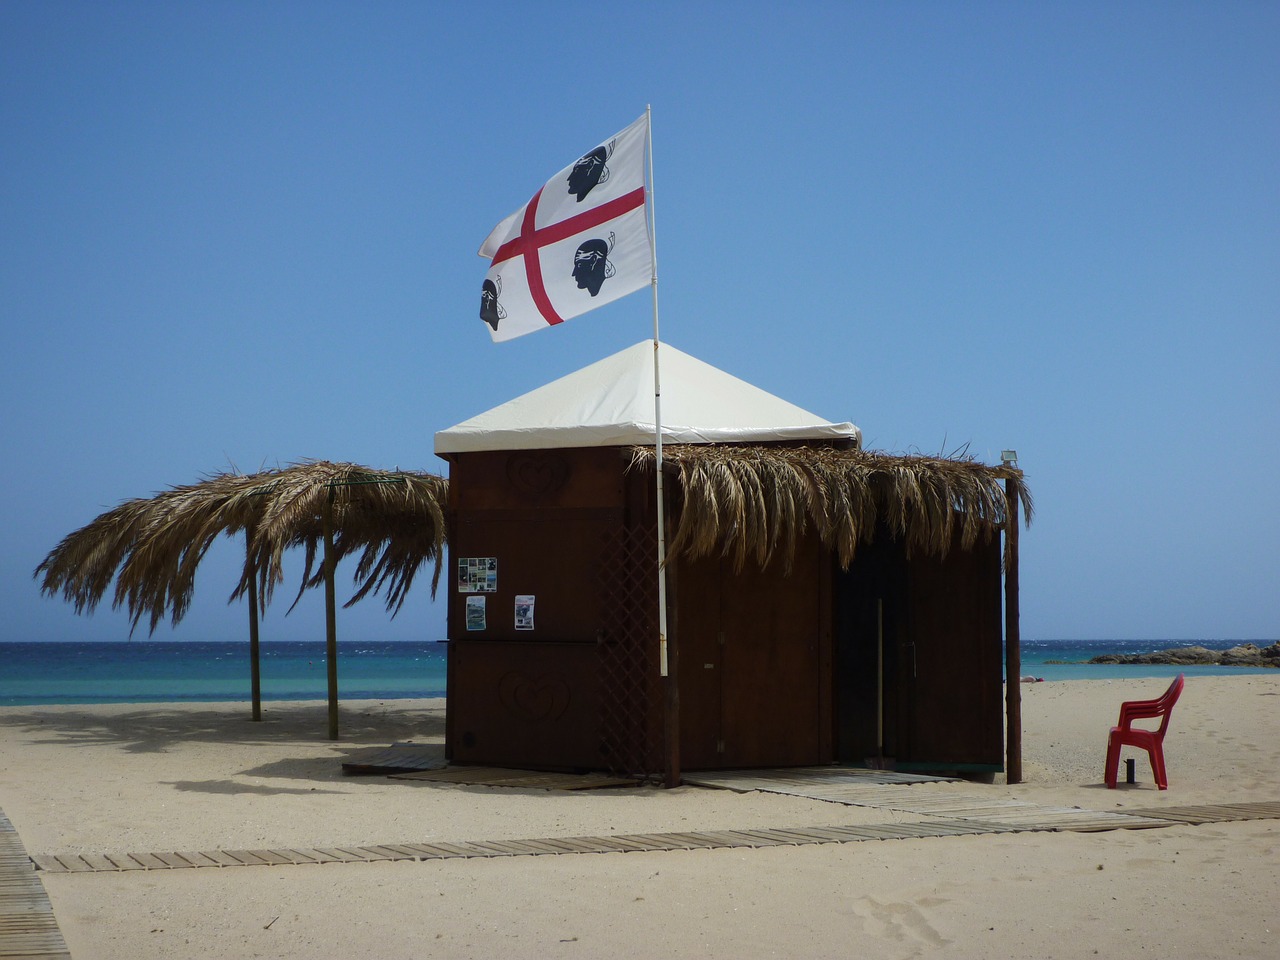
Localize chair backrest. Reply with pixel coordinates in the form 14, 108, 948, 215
1155, 673, 1185, 736
1160, 673, 1185, 709
1119, 673, 1184, 737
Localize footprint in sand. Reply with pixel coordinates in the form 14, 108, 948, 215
848, 896, 951, 955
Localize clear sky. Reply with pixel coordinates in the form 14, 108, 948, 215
2, 1, 1276, 644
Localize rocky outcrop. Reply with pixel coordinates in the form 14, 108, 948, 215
1088, 642, 1280, 667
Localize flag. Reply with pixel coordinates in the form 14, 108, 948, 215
478, 113, 653, 342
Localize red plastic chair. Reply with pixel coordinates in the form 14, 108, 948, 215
1105, 673, 1185, 789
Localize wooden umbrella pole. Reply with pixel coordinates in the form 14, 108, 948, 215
323, 487, 339, 741
247, 541, 262, 722
1004, 477, 1023, 784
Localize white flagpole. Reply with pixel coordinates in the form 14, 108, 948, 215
646, 104, 670, 679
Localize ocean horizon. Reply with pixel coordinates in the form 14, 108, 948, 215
1, 638, 1275, 707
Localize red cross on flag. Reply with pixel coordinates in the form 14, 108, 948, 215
478, 113, 653, 342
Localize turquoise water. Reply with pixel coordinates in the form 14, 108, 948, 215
0, 639, 1272, 707
1017, 639, 1276, 681
0, 641, 447, 707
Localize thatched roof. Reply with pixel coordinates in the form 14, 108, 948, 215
38, 445, 1027, 634
35, 462, 448, 635
629, 445, 1032, 572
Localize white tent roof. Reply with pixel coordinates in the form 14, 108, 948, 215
435, 340, 860, 454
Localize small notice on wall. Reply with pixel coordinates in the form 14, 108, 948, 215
465, 595, 487, 631
514, 595, 535, 631
457, 557, 497, 593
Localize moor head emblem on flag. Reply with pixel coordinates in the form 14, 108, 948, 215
480, 277, 506, 332
566, 138, 614, 202
572, 233, 616, 296
476, 113, 653, 342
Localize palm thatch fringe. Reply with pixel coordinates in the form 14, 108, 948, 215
628, 445, 1033, 572
237, 462, 447, 617
34, 462, 448, 635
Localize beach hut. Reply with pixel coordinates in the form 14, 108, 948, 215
435, 341, 1028, 781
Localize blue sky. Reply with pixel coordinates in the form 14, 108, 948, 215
2, 1, 1275, 643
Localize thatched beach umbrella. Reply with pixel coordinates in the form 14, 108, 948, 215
35, 472, 268, 634
233, 461, 448, 738
35, 462, 448, 737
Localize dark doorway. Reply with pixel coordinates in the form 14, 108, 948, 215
833, 530, 1004, 772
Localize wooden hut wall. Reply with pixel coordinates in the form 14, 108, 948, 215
444, 448, 662, 773
670, 533, 832, 770
445, 444, 1009, 777
834, 527, 1004, 772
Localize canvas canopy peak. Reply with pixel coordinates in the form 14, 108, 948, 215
434, 340, 860, 454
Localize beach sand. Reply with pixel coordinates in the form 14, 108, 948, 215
1, 675, 1276, 959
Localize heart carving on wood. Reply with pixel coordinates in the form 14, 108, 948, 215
498, 672, 571, 721
506, 452, 570, 498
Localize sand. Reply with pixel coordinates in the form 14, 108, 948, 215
1, 674, 1276, 959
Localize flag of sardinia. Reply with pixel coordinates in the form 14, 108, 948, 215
477, 113, 652, 342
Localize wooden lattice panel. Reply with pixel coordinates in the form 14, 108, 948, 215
595, 524, 662, 778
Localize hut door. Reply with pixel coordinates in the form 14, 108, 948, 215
836, 534, 1002, 771
833, 537, 905, 765
896, 538, 1004, 768
674, 556, 723, 770
677, 545, 826, 770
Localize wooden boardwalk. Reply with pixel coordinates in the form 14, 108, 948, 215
390, 767, 637, 790
0, 809, 71, 959
684, 769, 1179, 831
18, 764, 1280, 881
339, 742, 446, 775
29, 800, 1280, 875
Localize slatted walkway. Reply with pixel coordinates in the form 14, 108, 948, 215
390, 767, 637, 790
684, 769, 1176, 832
340, 748, 637, 789
340, 743, 446, 775
684, 767, 963, 791
29, 800, 1280, 875
0, 809, 71, 959
1121, 801, 1280, 825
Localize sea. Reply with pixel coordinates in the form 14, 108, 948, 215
0, 639, 1274, 707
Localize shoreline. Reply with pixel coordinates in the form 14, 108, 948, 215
6, 638, 1277, 708
9, 658, 1280, 708
2, 677, 1277, 959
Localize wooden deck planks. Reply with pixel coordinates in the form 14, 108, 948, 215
391, 767, 638, 791
0, 808, 71, 960
340, 742, 447, 775
23, 798, 1280, 878
1118, 801, 1280, 825
683, 767, 959, 794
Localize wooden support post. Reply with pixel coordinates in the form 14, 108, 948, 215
1004, 477, 1023, 785
323, 488, 339, 741
247, 544, 262, 722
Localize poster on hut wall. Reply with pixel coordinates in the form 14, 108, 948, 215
457, 557, 498, 593
465, 595, 487, 631
515, 595, 535, 631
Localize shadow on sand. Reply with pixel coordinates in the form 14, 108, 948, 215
0, 700, 445, 757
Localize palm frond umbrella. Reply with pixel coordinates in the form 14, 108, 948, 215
35, 462, 448, 737
234, 461, 447, 739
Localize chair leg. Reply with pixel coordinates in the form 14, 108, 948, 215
1105, 733, 1121, 788
1149, 743, 1168, 790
